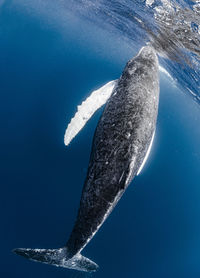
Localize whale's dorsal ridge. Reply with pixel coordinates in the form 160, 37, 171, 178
64, 80, 117, 146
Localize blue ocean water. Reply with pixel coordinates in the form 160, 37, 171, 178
1, 2, 200, 278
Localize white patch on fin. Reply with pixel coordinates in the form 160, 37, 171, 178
137, 131, 155, 175
64, 80, 117, 146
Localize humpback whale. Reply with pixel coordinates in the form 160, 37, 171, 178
14, 46, 159, 272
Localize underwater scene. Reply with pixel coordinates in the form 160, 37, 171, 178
1, 0, 200, 277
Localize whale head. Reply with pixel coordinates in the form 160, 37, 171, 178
123, 45, 159, 82
131, 45, 158, 68
137, 45, 157, 59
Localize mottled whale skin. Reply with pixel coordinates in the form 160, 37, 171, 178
66, 45, 159, 254
14, 46, 159, 272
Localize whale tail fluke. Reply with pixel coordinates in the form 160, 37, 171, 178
13, 247, 98, 273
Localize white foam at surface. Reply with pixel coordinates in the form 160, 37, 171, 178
146, 0, 155, 7
64, 80, 117, 146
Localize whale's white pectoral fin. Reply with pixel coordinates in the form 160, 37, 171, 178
137, 131, 155, 175
64, 80, 117, 146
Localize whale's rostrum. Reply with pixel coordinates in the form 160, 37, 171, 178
13, 45, 159, 272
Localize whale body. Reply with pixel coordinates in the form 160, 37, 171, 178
14, 46, 159, 272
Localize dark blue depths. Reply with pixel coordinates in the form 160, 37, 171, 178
1, 4, 200, 278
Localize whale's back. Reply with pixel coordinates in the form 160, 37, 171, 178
66, 46, 159, 256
